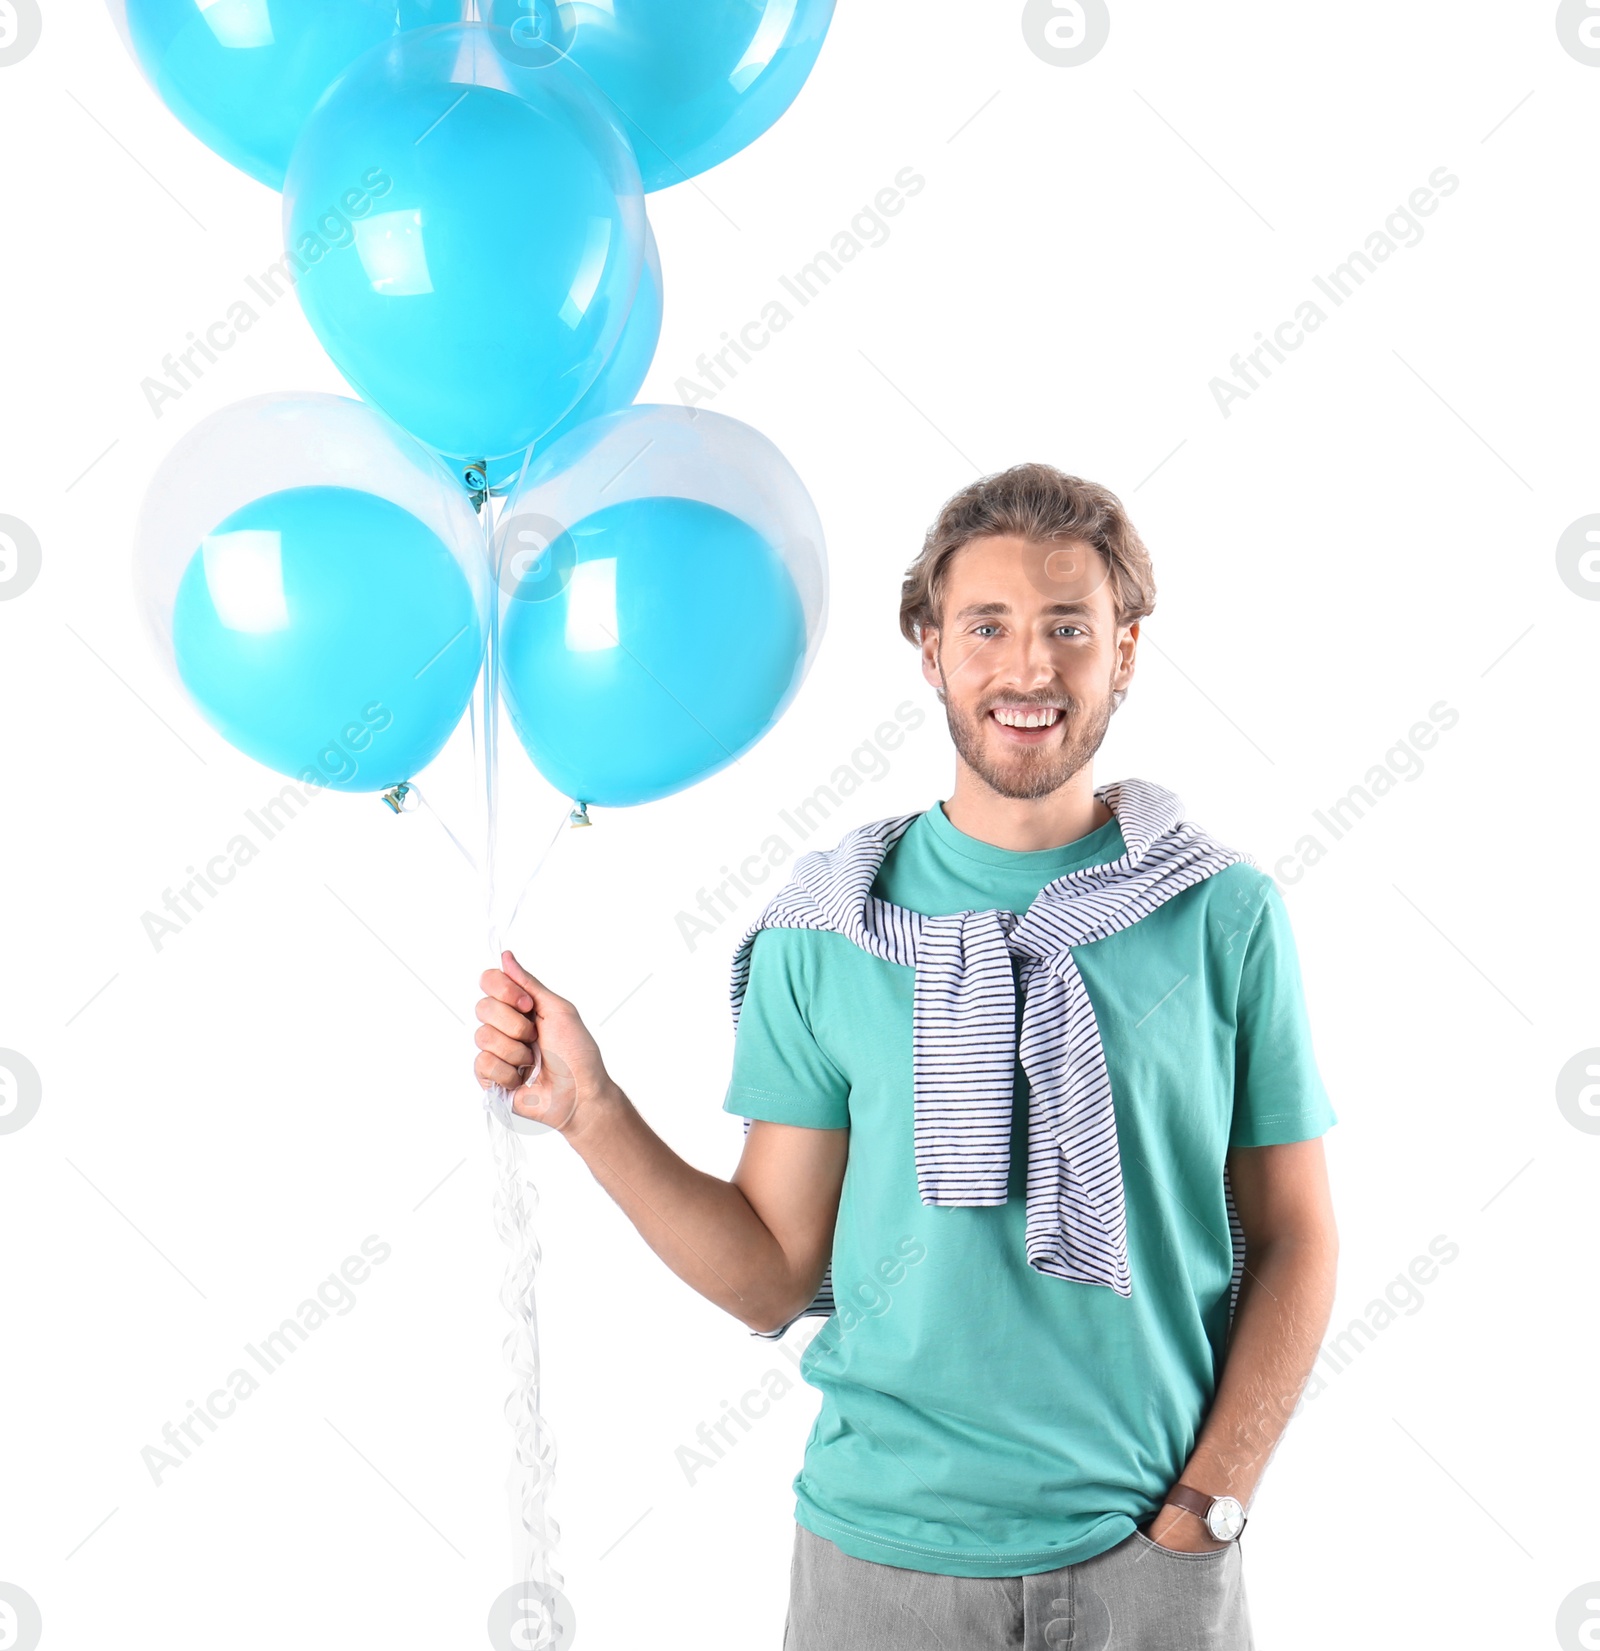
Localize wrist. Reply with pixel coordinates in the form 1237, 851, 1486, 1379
563, 1074, 626, 1145
1146, 1504, 1230, 1553
1159, 1481, 1248, 1545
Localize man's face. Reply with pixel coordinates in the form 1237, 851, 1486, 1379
919, 534, 1136, 801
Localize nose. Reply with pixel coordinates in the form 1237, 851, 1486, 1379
993, 625, 1059, 693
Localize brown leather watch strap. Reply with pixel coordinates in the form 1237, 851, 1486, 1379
1164, 1483, 1217, 1521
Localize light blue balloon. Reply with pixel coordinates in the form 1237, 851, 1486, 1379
284, 23, 646, 485
499, 496, 806, 806
120, 0, 457, 189
171, 485, 485, 791
484, 217, 663, 493
483, 0, 836, 191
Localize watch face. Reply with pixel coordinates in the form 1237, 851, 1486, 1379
1207, 1496, 1246, 1542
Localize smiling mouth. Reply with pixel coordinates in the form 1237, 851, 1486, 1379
988, 704, 1065, 738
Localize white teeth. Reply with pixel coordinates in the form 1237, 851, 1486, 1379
993, 707, 1060, 729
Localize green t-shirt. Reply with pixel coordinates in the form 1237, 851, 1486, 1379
722, 798, 1336, 1578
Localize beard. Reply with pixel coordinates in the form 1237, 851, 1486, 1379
938, 671, 1116, 801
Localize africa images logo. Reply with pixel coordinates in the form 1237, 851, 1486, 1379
1021, 0, 1110, 66
1556, 515, 1600, 600
0, 515, 41, 601
1555, 0, 1600, 65
0, 0, 41, 68
0, 1582, 42, 1651
0, 1050, 42, 1136
1557, 1583, 1600, 1650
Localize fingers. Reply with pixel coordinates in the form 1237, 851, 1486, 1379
476, 995, 534, 1041
474, 1053, 552, 1127
500, 950, 550, 999
474, 1050, 526, 1090
475, 1023, 533, 1069
509, 1083, 553, 1124
473, 954, 567, 1109
478, 966, 534, 1013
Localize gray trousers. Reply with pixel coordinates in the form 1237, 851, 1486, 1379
784, 1521, 1253, 1651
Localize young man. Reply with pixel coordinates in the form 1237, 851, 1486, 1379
473, 464, 1338, 1650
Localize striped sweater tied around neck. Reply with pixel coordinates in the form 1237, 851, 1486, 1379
729, 777, 1250, 1330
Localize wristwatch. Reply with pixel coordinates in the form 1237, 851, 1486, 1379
1164, 1483, 1247, 1543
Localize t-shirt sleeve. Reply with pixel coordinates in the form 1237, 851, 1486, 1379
722, 928, 852, 1129
1229, 879, 1338, 1148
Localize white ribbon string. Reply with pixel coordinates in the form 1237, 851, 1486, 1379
404, 781, 481, 872
480, 1080, 560, 1618
480, 479, 562, 1642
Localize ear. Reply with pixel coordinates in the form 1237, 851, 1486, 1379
919, 626, 943, 692
1113, 619, 1139, 691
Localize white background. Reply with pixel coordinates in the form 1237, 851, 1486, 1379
2, 2, 1598, 1647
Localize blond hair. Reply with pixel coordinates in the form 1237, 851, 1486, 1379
899, 462, 1157, 644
